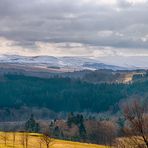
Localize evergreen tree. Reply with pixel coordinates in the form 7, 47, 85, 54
25, 114, 40, 133
67, 113, 86, 139
67, 112, 74, 128
79, 123, 86, 139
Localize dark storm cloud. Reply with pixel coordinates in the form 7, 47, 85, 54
0, 0, 148, 55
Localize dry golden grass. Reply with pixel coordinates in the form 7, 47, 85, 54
0, 132, 107, 148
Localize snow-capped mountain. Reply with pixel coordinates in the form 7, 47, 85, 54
0, 54, 129, 71
83, 62, 127, 70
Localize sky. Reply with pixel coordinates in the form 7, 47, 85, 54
0, 0, 148, 65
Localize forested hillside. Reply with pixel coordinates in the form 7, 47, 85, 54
0, 74, 147, 113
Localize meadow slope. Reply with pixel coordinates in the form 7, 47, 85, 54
0, 132, 107, 148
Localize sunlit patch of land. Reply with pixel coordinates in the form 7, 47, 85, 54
0, 132, 107, 148
122, 73, 134, 83
121, 72, 145, 83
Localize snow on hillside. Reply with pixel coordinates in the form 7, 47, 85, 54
0, 54, 136, 70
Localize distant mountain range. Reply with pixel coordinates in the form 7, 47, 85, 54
0, 54, 129, 71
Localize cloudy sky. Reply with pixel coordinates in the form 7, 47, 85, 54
0, 0, 148, 65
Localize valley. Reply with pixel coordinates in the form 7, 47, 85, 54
0, 55, 147, 147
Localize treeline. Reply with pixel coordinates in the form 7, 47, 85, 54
23, 113, 117, 146
1, 100, 147, 147
0, 74, 148, 113
23, 99, 148, 147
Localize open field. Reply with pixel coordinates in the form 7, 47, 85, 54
0, 132, 107, 148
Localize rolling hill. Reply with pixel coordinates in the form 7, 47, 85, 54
0, 54, 127, 71
0, 132, 106, 148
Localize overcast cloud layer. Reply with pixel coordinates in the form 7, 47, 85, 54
0, 0, 148, 61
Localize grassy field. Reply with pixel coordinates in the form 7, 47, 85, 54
0, 132, 107, 148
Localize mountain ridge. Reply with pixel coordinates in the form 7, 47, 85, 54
0, 54, 130, 71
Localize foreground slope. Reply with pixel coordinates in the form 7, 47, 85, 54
0, 132, 106, 148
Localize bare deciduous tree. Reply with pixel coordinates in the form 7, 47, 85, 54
117, 99, 148, 148
20, 132, 30, 148
41, 130, 54, 148
85, 120, 117, 146
24, 133, 29, 148
38, 138, 43, 148
20, 133, 25, 148
12, 132, 16, 147
1, 132, 9, 146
